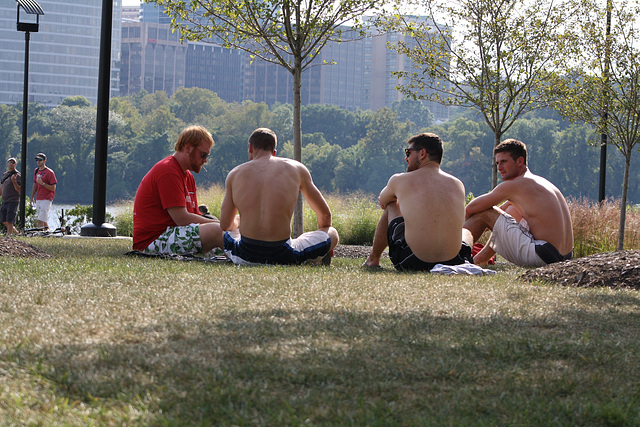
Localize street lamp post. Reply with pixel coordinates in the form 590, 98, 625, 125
16, 0, 44, 231
80, 0, 116, 237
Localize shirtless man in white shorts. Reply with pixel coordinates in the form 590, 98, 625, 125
220, 128, 339, 265
363, 133, 474, 272
464, 138, 573, 267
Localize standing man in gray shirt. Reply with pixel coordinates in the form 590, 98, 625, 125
0, 157, 21, 235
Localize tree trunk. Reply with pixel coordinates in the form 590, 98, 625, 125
292, 57, 304, 237
617, 153, 631, 250
491, 132, 501, 189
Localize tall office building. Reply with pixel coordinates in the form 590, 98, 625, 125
118, 13, 448, 121
139, 2, 171, 24
316, 29, 368, 110
0, 0, 121, 106
120, 22, 187, 97
242, 56, 323, 106
185, 41, 244, 103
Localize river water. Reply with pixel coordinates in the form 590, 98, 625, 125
45, 203, 127, 230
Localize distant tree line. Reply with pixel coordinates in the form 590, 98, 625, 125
0, 87, 635, 205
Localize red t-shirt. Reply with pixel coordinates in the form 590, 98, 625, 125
33, 167, 57, 201
132, 156, 199, 250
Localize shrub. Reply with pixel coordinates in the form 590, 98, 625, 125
113, 206, 133, 237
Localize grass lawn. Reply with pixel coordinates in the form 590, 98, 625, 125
1, 237, 639, 425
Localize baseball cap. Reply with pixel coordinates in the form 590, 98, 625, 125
35, 153, 46, 160
7, 157, 16, 163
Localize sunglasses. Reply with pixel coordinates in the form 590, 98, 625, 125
404, 147, 421, 157
195, 148, 209, 160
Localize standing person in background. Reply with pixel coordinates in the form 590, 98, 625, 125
0, 157, 22, 235
31, 153, 57, 230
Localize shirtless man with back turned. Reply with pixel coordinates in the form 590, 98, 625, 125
220, 127, 339, 265
363, 132, 474, 271
464, 138, 573, 267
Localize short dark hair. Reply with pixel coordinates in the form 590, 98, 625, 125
408, 133, 444, 164
249, 128, 277, 152
494, 138, 527, 164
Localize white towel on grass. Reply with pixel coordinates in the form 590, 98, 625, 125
430, 261, 496, 275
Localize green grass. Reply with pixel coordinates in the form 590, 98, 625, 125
1, 237, 639, 425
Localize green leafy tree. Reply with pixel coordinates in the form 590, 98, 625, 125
150, 0, 386, 236
385, 0, 573, 187
301, 104, 371, 148
270, 103, 294, 146
0, 104, 21, 160
60, 96, 92, 108
110, 97, 144, 140
359, 108, 411, 193
141, 104, 184, 143
548, 124, 600, 199
555, 0, 640, 250
27, 104, 126, 203
391, 97, 434, 133
434, 117, 493, 195
170, 87, 227, 125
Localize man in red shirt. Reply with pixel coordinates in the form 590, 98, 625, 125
133, 125, 223, 255
31, 153, 57, 229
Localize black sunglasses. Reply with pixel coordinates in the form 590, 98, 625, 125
195, 148, 209, 160
404, 148, 421, 157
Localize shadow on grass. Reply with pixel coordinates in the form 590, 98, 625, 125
8, 305, 640, 425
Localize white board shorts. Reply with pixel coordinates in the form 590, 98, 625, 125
487, 212, 548, 267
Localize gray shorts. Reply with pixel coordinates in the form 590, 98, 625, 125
0, 201, 19, 223
487, 213, 547, 267
145, 224, 202, 255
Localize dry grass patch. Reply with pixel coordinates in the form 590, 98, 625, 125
1, 238, 639, 425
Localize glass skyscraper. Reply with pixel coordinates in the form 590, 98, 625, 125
0, 0, 121, 106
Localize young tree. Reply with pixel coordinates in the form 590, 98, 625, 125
149, 0, 384, 236
385, 0, 573, 187
555, 0, 640, 250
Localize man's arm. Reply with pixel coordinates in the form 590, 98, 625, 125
11, 174, 20, 192
219, 173, 239, 231
166, 206, 217, 226
299, 165, 332, 228
40, 182, 56, 192
465, 183, 512, 219
378, 175, 399, 209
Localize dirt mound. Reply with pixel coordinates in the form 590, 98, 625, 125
0, 237, 51, 259
521, 250, 640, 289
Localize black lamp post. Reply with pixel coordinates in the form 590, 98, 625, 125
16, 0, 44, 231
80, 0, 116, 237
599, 0, 612, 204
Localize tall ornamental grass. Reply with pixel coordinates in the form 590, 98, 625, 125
568, 197, 640, 257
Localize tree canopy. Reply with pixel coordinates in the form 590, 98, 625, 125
384, 0, 574, 187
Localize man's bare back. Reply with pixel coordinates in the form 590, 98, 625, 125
223, 156, 306, 241
385, 165, 466, 262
